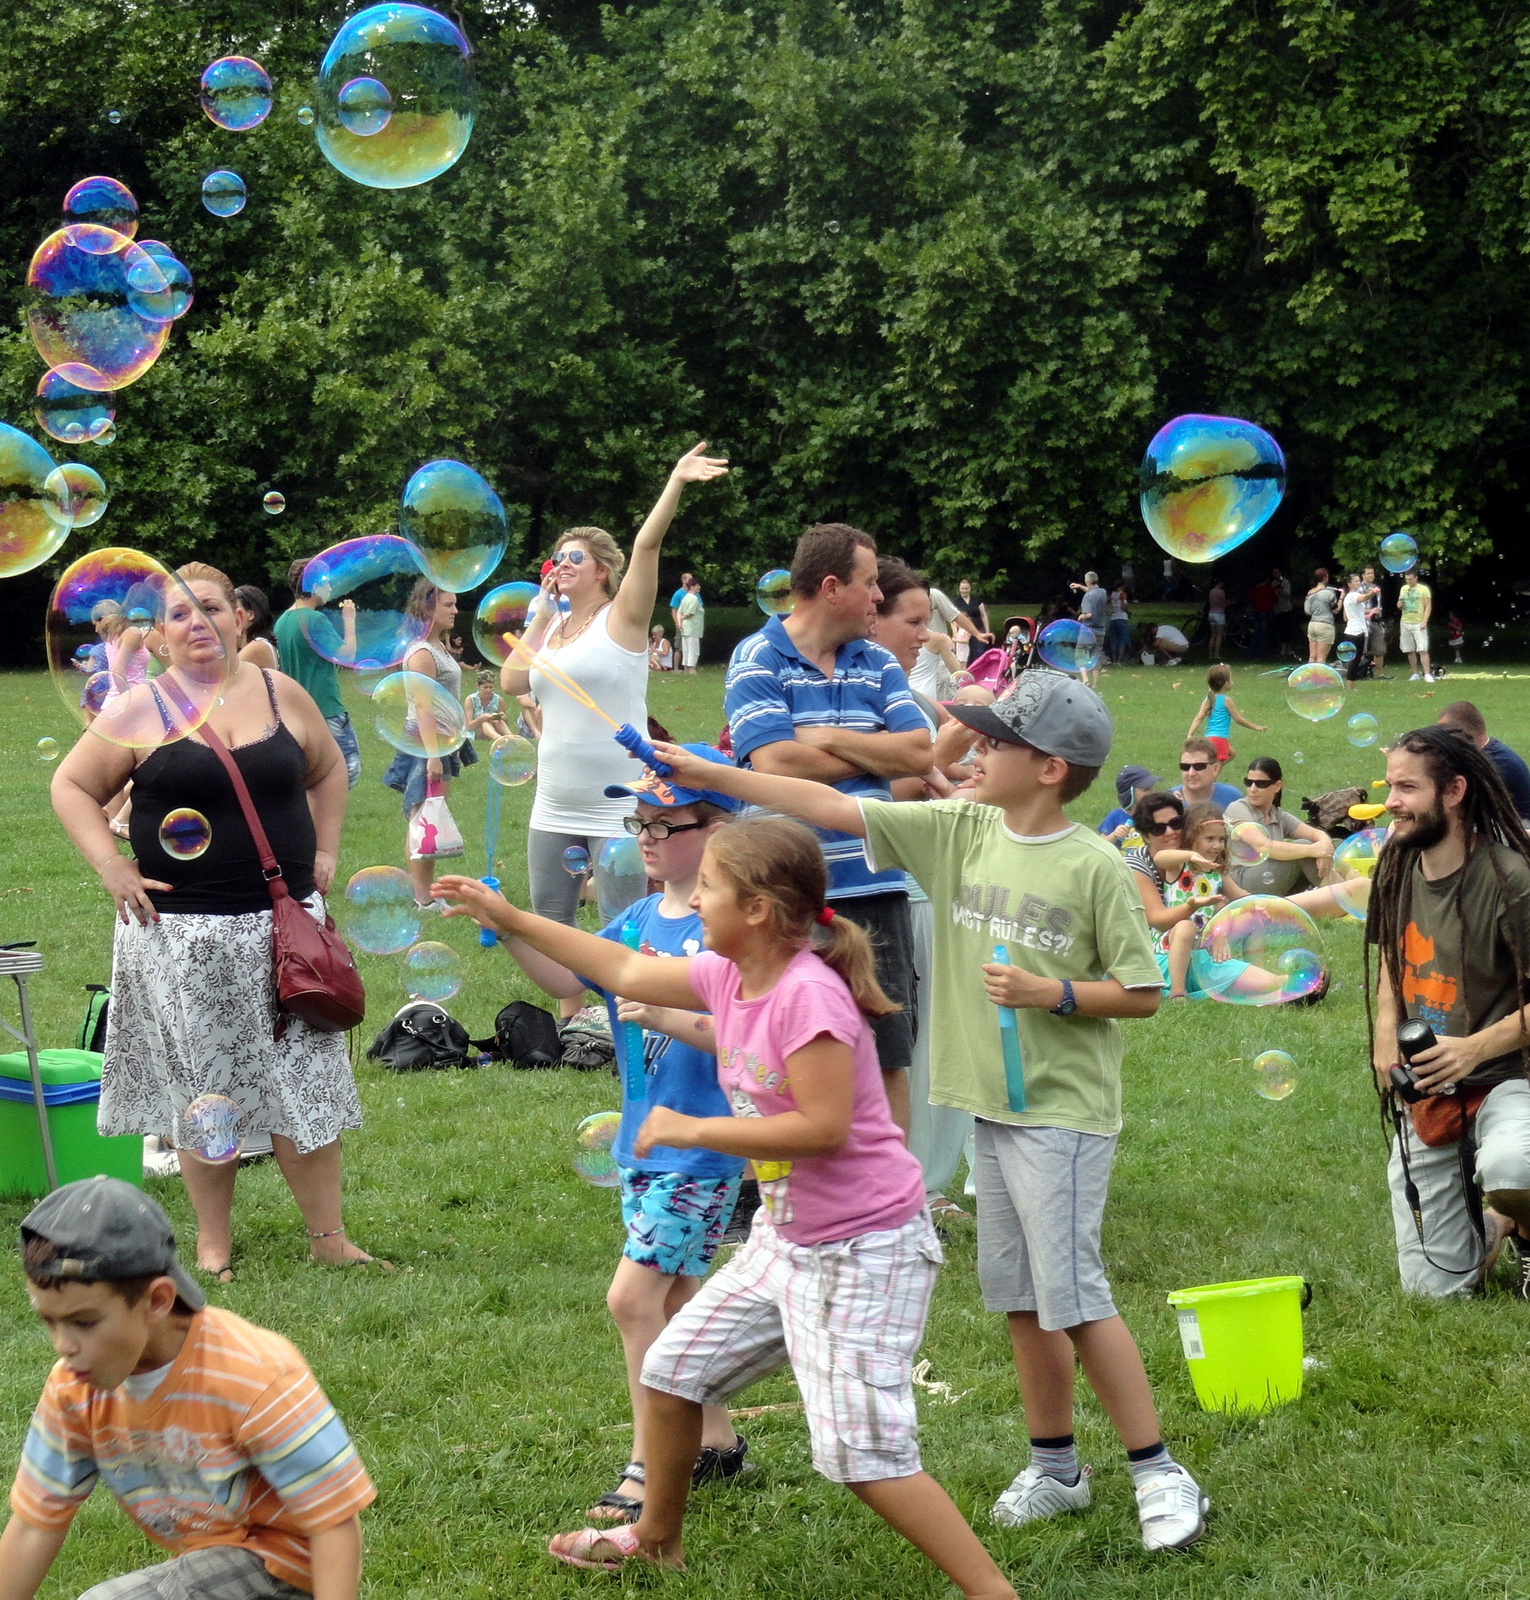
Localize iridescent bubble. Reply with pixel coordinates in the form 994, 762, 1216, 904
92, 421, 117, 446
107, 110, 122, 125
398, 459, 506, 592
316, 4, 476, 190
572, 1109, 622, 1188
755, 569, 794, 616
356, 667, 389, 698
1253, 1049, 1297, 1101
263, 491, 286, 515
44, 463, 108, 529
61, 177, 138, 241
343, 865, 422, 954
338, 75, 393, 136
1191, 896, 1327, 1007
298, 535, 431, 671
1292, 750, 1306, 764
950, 670, 975, 690
159, 808, 211, 860
201, 170, 247, 217
1347, 712, 1380, 748
1037, 619, 1100, 675
1284, 663, 1346, 722
489, 732, 536, 786
1329, 825, 1387, 921
594, 832, 649, 914
0, 423, 70, 579
35, 367, 115, 443
199, 56, 273, 131
1379, 532, 1418, 574
372, 669, 466, 758
26, 227, 171, 390
1139, 414, 1286, 564
36, 737, 58, 761
562, 845, 590, 876
473, 581, 540, 666
298, 105, 316, 126
1335, 640, 1356, 665
129, 241, 194, 323
1228, 822, 1271, 867
404, 940, 462, 1001
178, 1093, 244, 1164
46, 548, 229, 748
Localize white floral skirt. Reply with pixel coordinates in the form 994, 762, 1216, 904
101, 897, 362, 1155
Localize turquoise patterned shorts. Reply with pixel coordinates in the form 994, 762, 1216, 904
618, 1167, 743, 1279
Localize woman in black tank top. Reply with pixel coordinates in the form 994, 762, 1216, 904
52, 563, 385, 1277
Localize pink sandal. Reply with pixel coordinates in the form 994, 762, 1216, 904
548, 1525, 684, 1573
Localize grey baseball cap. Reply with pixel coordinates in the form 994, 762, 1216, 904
947, 669, 1113, 767
20, 1177, 206, 1310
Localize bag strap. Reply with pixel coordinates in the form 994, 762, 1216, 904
196, 722, 285, 893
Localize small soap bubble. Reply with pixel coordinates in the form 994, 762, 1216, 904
159, 807, 211, 860
473, 582, 541, 665
62, 176, 139, 241
1139, 414, 1286, 563
298, 105, 316, 126
1253, 1049, 1297, 1101
1284, 663, 1346, 722
92, 421, 117, 446
108, 110, 122, 125
1191, 896, 1328, 1007
398, 458, 507, 593
572, 1110, 622, 1187
263, 491, 286, 515
199, 56, 273, 131
562, 845, 591, 876
1335, 640, 1356, 665
0, 422, 70, 579
1292, 749, 1305, 764
131, 241, 194, 322
825, 219, 841, 234
338, 75, 393, 136
344, 866, 423, 954
489, 733, 537, 787
372, 670, 466, 758
1036, 619, 1100, 675
201, 170, 247, 217
27, 229, 170, 390
950, 670, 975, 690
594, 833, 649, 915
404, 940, 462, 1001
755, 569, 795, 616
178, 1093, 243, 1163
298, 535, 430, 671
1379, 532, 1418, 574
36, 737, 58, 761
1347, 712, 1379, 748
44, 463, 109, 529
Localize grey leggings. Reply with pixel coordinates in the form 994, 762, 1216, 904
528, 827, 621, 926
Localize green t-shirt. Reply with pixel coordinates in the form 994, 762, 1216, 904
1399, 582, 1431, 623
861, 800, 1161, 1134
274, 606, 344, 720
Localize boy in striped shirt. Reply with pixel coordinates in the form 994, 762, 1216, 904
0, 1178, 374, 1600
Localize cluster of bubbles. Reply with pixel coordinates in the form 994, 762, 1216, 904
1379, 532, 1418, 574
1346, 712, 1380, 748
159, 808, 212, 860
1252, 1049, 1297, 1102
178, 1092, 244, 1164
755, 569, 794, 616
1191, 897, 1327, 1006
1284, 663, 1346, 722
572, 1110, 622, 1187
0, 425, 117, 580
1037, 620, 1099, 675
1139, 414, 1286, 563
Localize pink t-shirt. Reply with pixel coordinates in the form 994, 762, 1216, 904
688, 946, 925, 1246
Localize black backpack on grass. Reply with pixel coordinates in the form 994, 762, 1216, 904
473, 1000, 564, 1069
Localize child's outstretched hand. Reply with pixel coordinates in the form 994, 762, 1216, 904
647, 741, 721, 789
432, 875, 517, 936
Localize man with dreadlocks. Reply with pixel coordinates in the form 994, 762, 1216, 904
1369, 726, 1530, 1298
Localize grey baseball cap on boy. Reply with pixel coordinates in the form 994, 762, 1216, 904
947, 669, 1113, 767
20, 1177, 206, 1310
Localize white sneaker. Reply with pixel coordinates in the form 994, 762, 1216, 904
1424, 673, 1435, 682
991, 1463, 1092, 1527
1409, 672, 1421, 681
1135, 1467, 1209, 1551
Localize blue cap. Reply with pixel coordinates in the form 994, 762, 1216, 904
604, 743, 743, 813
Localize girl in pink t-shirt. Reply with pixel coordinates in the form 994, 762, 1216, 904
435, 817, 1015, 1597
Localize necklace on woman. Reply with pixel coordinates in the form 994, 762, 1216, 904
552, 602, 603, 650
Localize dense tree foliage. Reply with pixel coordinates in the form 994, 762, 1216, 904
1, 0, 1526, 620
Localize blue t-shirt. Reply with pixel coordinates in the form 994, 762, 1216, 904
1486, 738, 1530, 822
1174, 781, 1242, 808
591, 895, 744, 1179
725, 615, 927, 897
670, 588, 702, 609
1098, 806, 1133, 837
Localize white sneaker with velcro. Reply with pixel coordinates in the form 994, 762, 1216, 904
991, 1463, 1092, 1527
1135, 1466, 1209, 1551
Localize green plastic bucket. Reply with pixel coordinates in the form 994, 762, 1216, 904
0, 1049, 142, 1199
1165, 1276, 1310, 1415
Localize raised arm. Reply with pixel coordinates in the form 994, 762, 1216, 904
650, 741, 868, 836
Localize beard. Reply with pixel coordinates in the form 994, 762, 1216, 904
1393, 799, 1448, 850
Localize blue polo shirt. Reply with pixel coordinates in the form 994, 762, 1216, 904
725, 614, 927, 897
1485, 738, 1530, 822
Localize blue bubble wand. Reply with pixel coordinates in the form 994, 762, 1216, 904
991, 944, 1026, 1113
619, 920, 647, 1103
478, 750, 503, 949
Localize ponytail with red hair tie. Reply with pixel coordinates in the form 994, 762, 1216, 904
816, 907, 836, 926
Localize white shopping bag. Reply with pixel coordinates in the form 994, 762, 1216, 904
408, 781, 465, 861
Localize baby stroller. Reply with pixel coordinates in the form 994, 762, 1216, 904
967, 616, 1037, 693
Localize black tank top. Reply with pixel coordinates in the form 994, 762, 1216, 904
129, 671, 319, 915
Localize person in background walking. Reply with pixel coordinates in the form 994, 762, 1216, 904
275, 558, 362, 789
1107, 581, 1133, 665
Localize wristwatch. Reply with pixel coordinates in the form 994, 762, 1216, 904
1050, 979, 1078, 1017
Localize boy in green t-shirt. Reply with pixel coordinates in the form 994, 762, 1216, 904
651, 672, 1209, 1552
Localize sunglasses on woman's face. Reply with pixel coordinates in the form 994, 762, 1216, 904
1144, 818, 1183, 836
1245, 776, 1276, 788
1179, 761, 1209, 772
552, 549, 589, 567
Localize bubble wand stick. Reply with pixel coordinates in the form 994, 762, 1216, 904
478, 753, 502, 949
619, 921, 647, 1103
991, 944, 1026, 1113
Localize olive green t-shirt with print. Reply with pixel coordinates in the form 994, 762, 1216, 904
860, 799, 1161, 1134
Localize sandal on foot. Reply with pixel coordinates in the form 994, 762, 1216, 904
587, 1462, 644, 1524
928, 1194, 971, 1223
692, 1433, 747, 1488
548, 1525, 682, 1573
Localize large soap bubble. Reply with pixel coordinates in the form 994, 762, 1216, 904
46, 548, 229, 748
1379, 532, 1418, 574
61, 177, 138, 241
572, 1110, 622, 1187
473, 581, 540, 666
27, 227, 170, 390
44, 463, 108, 529
756, 569, 794, 616
199, 56, 273, 131
1228, 821, 1272, 867
201, 170, 246, 217
372, 669, 466, 758
338, 75, 393, 136
1036, 620, 1100, 675
404, 940, 462, 1001
594, 832, 649, 915
1139, 414, 1286, 563
398, 459, 506, 592
1329, 825, 1387, 921
316, 4, 476, 190
1191, 896, 1327, 1007
35, 367, 115, 443
344, 865, 423, 954
1284, 663, 1346, 722
130, 241, 194, 323
489, 733, 536, 786
0, 423, 70, 579
177, 1093, 244, 1164
298, 534, 431, 671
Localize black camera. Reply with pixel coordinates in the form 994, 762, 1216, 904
1389, 1018, 1441, 1103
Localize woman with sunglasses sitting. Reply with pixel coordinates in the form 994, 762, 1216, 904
1222, 757, 1334, 896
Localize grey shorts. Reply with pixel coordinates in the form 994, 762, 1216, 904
79, 1547, 305, 1600
973, 1119, 1118, 1331
526, 827, 622, 926
826, 892, 915, 1075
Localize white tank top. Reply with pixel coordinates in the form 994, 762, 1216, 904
529, 604, 650, 833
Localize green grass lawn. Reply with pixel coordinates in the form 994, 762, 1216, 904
4, 655, 1530, 1597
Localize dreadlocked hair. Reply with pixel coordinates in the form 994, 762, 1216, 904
704, 814, 899, 1018
1365, 726, 1530, 1130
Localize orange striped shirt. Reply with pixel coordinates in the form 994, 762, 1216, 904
11, 1307, 374, 1591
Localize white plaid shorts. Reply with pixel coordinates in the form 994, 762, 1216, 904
640, 1205, 942, 1483
79, 1548, 305, 1600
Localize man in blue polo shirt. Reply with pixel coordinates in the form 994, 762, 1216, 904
725, 522, 935, 1130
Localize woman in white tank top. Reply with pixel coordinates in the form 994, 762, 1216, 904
501, 443, 729, 1009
